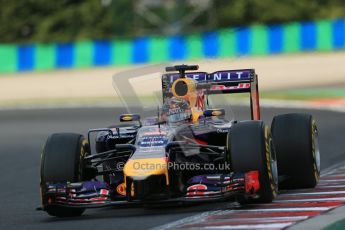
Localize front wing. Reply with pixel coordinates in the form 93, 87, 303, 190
39, 171, 260, 210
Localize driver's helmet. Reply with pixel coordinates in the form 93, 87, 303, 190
161, 97, 191, 124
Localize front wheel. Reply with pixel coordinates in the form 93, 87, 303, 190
228, 121, 278, 204
40, 133, 89, 217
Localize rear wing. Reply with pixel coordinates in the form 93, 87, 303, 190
161, 69, 260, 120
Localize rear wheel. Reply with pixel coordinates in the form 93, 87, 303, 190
228, 121, 278, 204
40, 133, 89, 217
271, 113, 320, 189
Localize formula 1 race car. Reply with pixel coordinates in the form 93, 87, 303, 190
39, 65, 321, 217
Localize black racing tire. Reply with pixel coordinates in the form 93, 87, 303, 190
228, 121, 278, 204
40, 133, 89, 217
271, 113, 320, 189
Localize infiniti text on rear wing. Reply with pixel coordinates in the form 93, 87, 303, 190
161, 69, 260, 120
162, 69, 255, 94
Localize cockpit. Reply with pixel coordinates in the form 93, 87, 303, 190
160, 97, 192, 124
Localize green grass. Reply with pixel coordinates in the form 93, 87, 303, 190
213, 87, 345, 101
260, 88, 345, 100
324, 218, 345, 230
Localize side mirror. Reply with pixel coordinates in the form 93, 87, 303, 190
119, 114, 141, 122
203, 109, 225, 117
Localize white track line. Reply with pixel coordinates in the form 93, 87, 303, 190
320, 179, 345, 182
317, 185, 345, 188
321, 163, 345, 177
209, 216, 309, 222
258, 99, 345, 113
282, 191, 345, 196
194, 223, 294, 229
275, 197, 345, 202
150, 210, 225, 230
236, 207, 332, 212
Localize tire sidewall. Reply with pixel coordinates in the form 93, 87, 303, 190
228, 121, 278, 203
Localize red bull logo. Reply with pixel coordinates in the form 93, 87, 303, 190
116, 183, 126, 196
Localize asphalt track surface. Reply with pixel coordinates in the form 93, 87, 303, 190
0, 106, 344, 230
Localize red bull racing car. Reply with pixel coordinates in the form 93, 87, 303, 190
39, 65, 321, 217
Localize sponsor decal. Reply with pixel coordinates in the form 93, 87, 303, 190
245, 170, 260, 194
211, 110, 222, 116
210, 83, 251, 91
196, 91, 205, 110
131, 182, 135, 197
99, 189, 110, 196
116, 183, 126, 196
109, 134, 135, 139
138, 135, 168, 147
216, 128, 228, 133
122, 116, 132, 121
120, 114, 140, 122
204, 109, 225, 117
187, 184, 207, 197
144, 132, 167, 135
168, 108, 184, 115
164, 70, 252, 83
